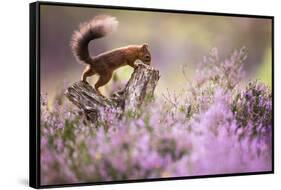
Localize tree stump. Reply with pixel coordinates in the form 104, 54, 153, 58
65, 63, 160, 124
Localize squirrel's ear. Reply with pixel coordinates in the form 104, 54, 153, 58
142, 43, 149, 49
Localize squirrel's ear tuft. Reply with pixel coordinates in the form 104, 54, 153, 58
142, 43, 149, 49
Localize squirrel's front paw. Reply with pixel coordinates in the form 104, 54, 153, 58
133, 62, 140, 68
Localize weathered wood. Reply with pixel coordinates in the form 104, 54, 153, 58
65, 81, 115, 123
122, 63, 160, 113
65, 63, 160, 123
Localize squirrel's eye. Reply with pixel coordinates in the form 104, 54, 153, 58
144, 55, 151, 62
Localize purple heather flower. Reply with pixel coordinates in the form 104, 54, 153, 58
40, 47, 272, 184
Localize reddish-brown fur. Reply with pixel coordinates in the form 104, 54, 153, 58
71, 15, 151, 96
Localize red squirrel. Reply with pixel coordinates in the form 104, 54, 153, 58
70, 15, 151, 96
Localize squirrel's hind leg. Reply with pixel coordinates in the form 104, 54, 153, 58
81, 66, 96, 82
94, 72, 112, 96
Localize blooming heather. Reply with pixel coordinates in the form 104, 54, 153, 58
40, 47, 272, 185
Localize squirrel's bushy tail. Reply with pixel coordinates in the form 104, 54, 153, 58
71, 15, 118, 64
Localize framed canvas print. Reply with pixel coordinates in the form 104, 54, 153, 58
29, 1, 274, 188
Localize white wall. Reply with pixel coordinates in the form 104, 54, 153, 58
0, 0, 278, 189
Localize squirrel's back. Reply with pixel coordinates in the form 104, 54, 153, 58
70, 15, 119, 64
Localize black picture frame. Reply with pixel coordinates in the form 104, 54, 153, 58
29, 1, 274, 189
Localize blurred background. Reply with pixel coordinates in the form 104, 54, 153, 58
40, 5, 272, 101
